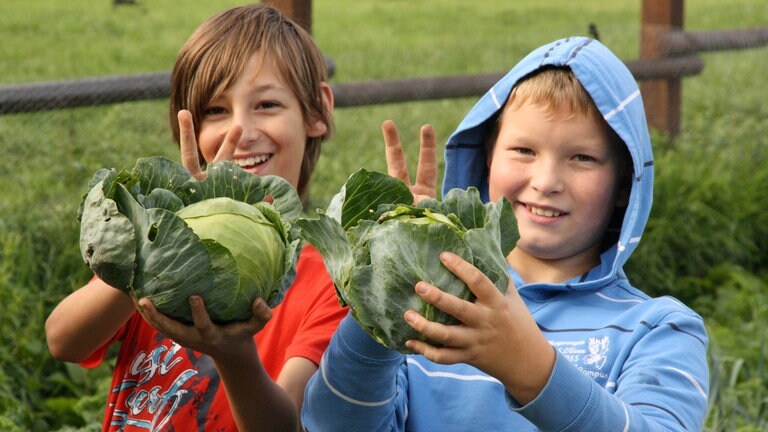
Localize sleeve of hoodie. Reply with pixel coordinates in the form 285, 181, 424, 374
302, 313, 409, 432
509, 304, 709, 432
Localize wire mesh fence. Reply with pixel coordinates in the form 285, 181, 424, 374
1, 27, 764, 123
0, 55, 708, 114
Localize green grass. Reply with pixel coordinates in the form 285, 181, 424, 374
1, 1, 767, 430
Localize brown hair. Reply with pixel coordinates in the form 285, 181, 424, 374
169, 3, 334, 202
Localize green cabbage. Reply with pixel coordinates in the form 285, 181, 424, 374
78, 156, 301, 324
298, 169, 517, 352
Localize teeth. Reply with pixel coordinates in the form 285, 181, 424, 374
530, 206, 561, 218
233, 154, 270, 167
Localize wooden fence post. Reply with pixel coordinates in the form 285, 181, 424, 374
262, 0, 313, 33
640, 0, 684, 137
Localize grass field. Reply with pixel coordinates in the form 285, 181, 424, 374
1, 1, 767, 430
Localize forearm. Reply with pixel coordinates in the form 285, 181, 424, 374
510, 352, 632, 431
302, 314, 405, 431
45, 278, 135, 362
215, 342, 298, 432
513, 350, 706, 432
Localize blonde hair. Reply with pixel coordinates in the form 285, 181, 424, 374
487, 67, 629, 174
169, 3, 333, 203
509, 67, 602, 120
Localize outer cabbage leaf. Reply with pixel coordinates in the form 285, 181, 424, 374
298, 169, 517, 352
79, 179, 137, 290
347, 219, 474, 349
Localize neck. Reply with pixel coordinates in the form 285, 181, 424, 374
507, 246, 600, 284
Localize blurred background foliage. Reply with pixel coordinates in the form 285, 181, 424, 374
0, 1, 766, 430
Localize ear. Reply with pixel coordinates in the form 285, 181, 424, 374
307, 82, 334, 138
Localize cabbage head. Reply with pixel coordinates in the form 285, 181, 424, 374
297, 169, 517, 352
78, 156, 301, 324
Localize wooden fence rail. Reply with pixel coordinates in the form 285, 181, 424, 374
662, 27, 768, 56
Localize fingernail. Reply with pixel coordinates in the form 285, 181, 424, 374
255, 299, 273, 319
415, 283, 428, 295
404, 310, 417, 323
189, 296, 200, 306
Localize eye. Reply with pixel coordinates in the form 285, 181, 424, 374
513, 147, 535, 156
202, 106, 227, 116
258, 100, 281, 110
573, 154, 596, 162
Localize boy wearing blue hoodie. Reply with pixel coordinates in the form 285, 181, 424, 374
302, 37, 709, 431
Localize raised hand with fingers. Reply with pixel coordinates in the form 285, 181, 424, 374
403, 252, 555, 405
382, 119, 438, 203
178, 109, 242, 180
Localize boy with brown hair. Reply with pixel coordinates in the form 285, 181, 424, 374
46, 4, 345, 431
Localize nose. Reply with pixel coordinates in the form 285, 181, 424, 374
530, 159, 564, 195
230, 111, 258, 149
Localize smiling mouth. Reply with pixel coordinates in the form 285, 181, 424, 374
527, 205, 563, 218
233, 154, 272, 170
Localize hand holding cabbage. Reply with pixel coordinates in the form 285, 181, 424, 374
298, 169, 517, 352
78, 156, 302, 324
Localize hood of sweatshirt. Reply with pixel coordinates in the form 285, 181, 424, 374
443, 36, 653, 293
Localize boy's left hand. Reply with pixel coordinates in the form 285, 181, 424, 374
136, 295, 272, 360
404, 252, 555, 404
381, 120, 438, 203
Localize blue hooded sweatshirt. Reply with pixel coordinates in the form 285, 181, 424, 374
302, 37, 709, 432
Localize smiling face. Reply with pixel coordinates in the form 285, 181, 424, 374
169, 4, 334, 202
488, 100, 625, 282
196, 53, 328, 190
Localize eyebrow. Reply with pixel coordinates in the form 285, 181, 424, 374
498, 134, 537, 147
250, 82, 286, 92
212, 82, 290, 102
571, 138, 612, 152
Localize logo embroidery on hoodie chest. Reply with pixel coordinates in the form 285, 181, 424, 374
551, 336, 611, 382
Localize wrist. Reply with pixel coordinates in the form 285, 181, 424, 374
338, 313, 402, 362
211, 338, 261, 370
503, 343, 556, 406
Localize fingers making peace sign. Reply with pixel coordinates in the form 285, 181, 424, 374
178, 109, 242, 180
382, 119, 438, 203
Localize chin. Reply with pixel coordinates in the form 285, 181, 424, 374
517, 241, 568, 261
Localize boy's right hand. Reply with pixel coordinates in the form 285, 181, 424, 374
178, 109, 242, 180
382, 120, 438, 203
402, 252, 555, 405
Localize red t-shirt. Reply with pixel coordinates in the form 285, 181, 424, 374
81, 245, 347, 431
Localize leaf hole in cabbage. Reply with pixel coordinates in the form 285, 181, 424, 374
147, 223, 159, 242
